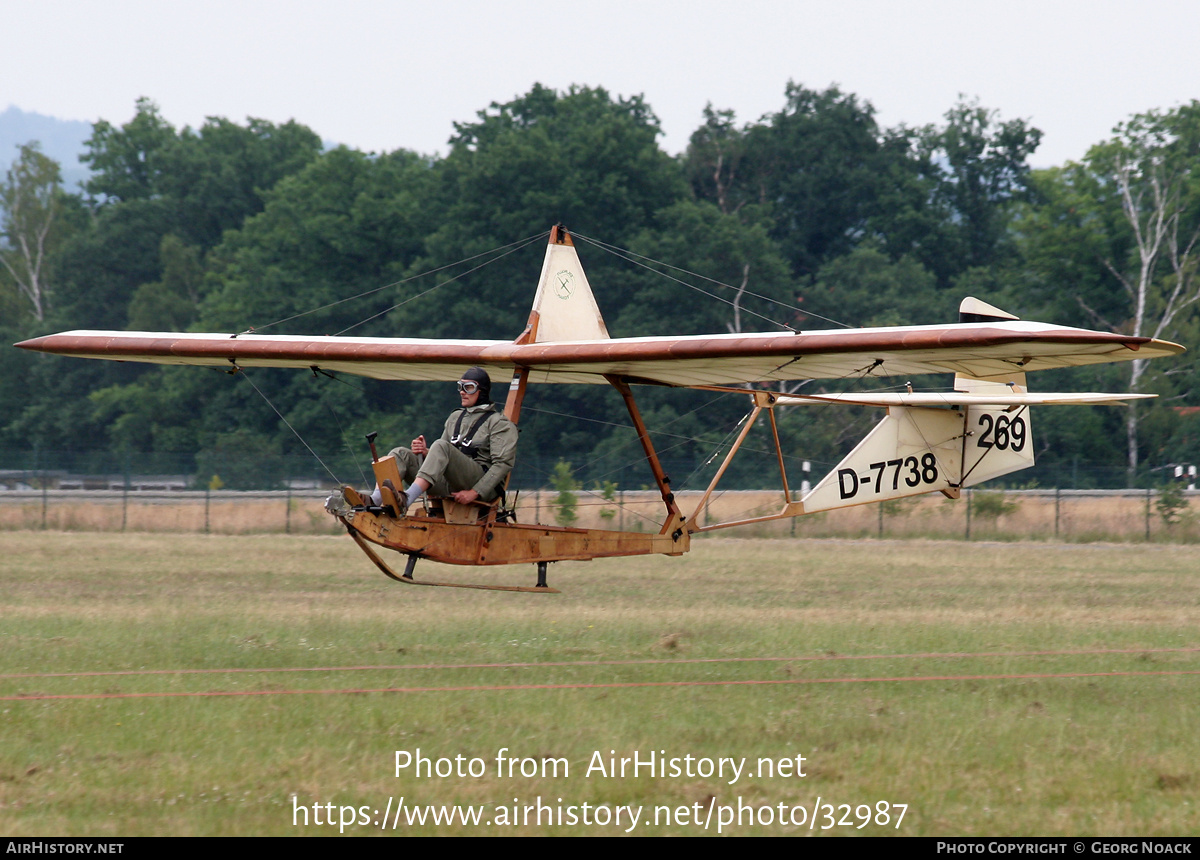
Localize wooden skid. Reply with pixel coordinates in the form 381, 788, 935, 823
347, 507, 689, 566
346, 528, 561, 593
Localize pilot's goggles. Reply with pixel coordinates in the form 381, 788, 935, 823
457, 380, 481, 394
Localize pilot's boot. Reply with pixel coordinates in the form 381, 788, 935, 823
380, 479, 408, 517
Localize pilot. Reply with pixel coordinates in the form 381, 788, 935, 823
372, 367, 518, 515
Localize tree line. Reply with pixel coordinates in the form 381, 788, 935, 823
1, 84, 1197, 491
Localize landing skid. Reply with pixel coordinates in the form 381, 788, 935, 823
346, 525, 561, 593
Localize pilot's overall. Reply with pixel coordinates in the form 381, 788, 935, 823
388, 402, 517, 502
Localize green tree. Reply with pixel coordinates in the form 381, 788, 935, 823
408, 84, 686, 341
916, 98, 1042, 276
609, 200, 794, 337
127, 234, 203, 330
4, 102, 324, 454
200, 146, 434, 334
54, 99, 323, 331
1155, 482, 1190, 528
740, 83, 897, 278
385, 84, 688, 480
83, 146, 436, 467
685, 104, 752, 216
550, 460, 579, 526
682, 86, 1039, 295
82, 97, 176, 203
807, 241, 941, 327
595, 480, 618, 522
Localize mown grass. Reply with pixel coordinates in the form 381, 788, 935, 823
1, 532, 1197, 836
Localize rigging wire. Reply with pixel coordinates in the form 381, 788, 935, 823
244, 230, 549, 335
673, 360, 906, 509
326, 402, 371, 488
572, 230, 854, 330
303, 368, 373, 486
573, 234, 795, 333
332, 232, 547, 336
674, 408, 756, 492
235, 368, 344, 487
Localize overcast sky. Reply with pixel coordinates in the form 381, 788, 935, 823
3, 0, 1198, 168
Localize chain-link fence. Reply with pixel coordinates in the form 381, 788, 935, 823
1, 486, 1196, 543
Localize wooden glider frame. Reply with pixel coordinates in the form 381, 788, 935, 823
342, 367, 692, 592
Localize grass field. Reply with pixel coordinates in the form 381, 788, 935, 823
1, 531, 1198, 836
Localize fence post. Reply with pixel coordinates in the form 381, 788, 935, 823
121, 450, 129, 532
1145, 487, 1152, 542
205, 486, 211, 535
965, 488, 971, 541
285, 484, 292, 534
1054, 486, 1060, 539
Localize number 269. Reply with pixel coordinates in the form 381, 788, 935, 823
977, 413, 1026, 451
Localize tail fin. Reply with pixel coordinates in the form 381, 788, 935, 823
959, 295, 1019, 324
520, 226, 610, 343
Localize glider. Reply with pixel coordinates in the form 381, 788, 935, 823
16, 227, 1185, 592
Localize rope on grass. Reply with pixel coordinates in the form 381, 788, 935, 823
4, 645, 1198, 680
4, 669, 1200, 701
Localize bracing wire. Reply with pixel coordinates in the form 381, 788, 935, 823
333, 232, 547, 336
572, 230, 854, 330
236, 368, 344, 486
327, 404, 371, 488
244, 230, 549, 335
671, 359, 912, 507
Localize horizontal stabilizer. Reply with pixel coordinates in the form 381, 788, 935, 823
774, 391, 1153, 408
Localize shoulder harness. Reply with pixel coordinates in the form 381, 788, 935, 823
450, 404, 495, 458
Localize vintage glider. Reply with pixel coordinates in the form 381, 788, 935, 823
16, 227, 1184, 592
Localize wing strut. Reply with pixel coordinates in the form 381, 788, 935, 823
686, 390, 803, 533
606, 376, 685, 535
